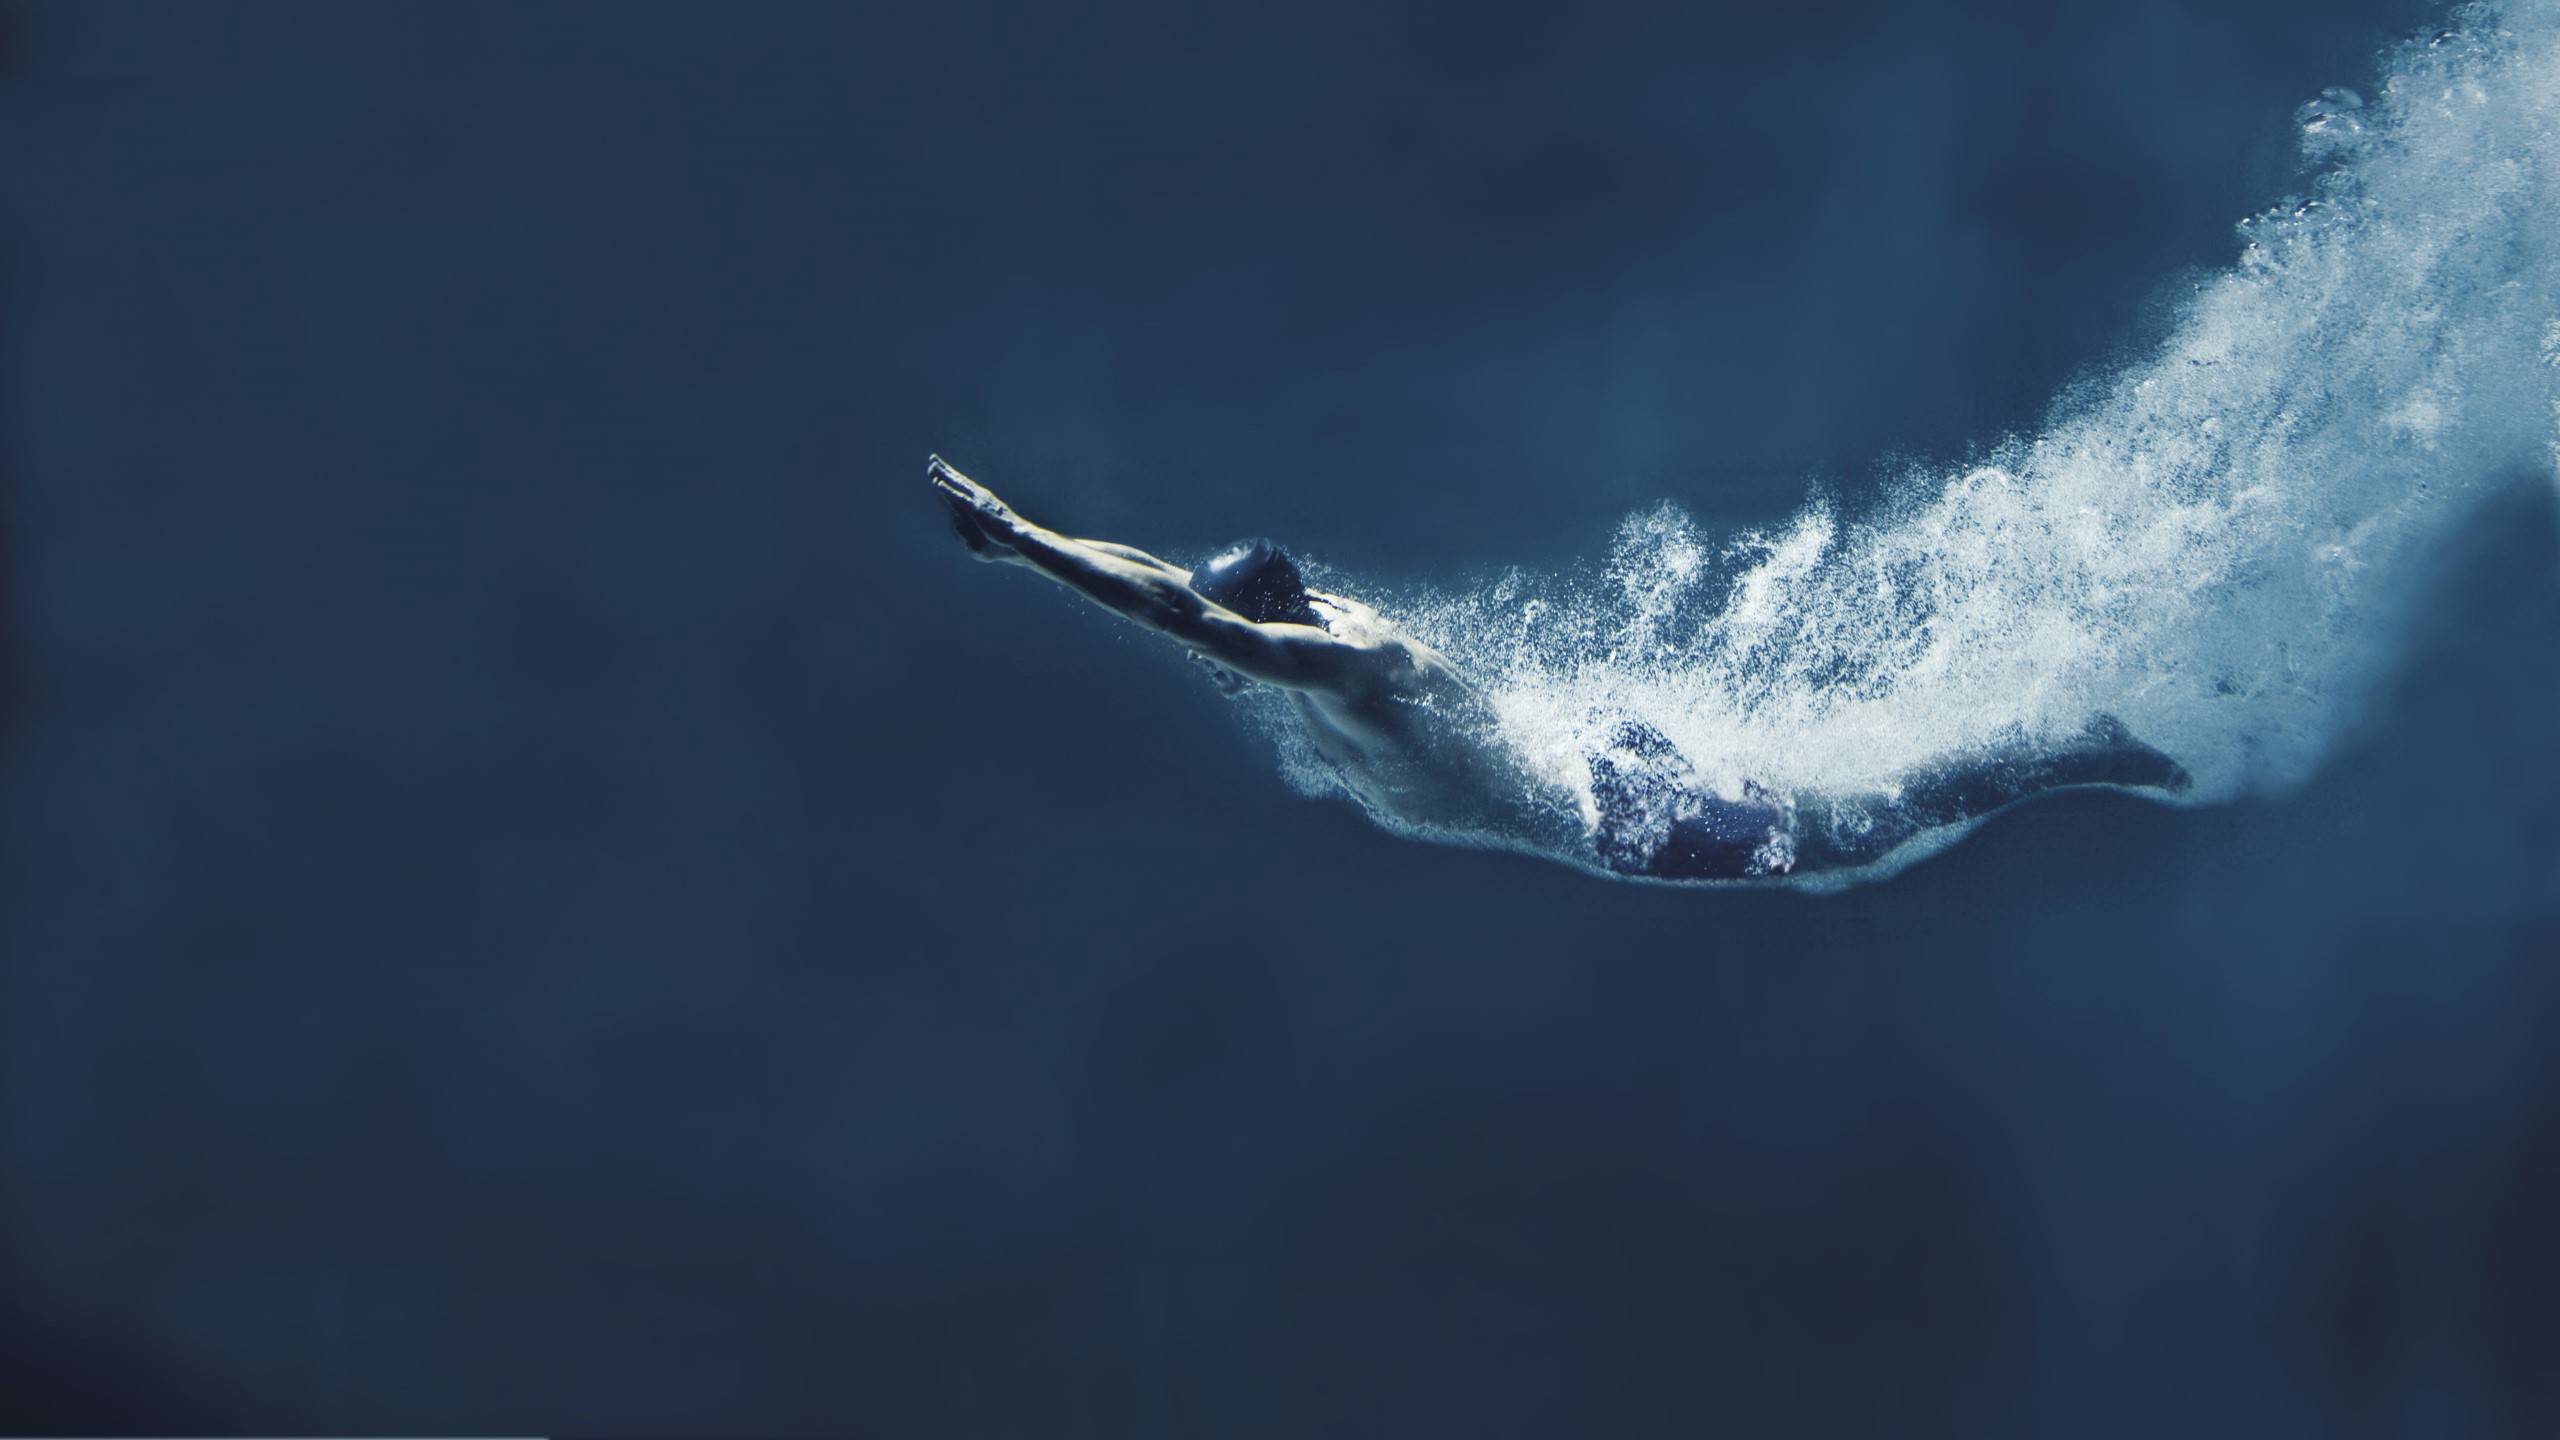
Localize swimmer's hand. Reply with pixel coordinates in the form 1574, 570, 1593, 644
929, 455, 1028, 563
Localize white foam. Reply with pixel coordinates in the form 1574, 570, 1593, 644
1285, 3, 2560, 883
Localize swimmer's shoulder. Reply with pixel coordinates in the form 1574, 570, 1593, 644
1308, 594, 1413, 659
1308, 592, 1469, 695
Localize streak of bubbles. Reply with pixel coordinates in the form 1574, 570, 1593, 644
1274, 3, 2560, 884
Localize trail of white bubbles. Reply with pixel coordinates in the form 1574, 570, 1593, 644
1280, 4, 2560, 882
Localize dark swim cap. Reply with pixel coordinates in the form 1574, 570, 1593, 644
1191, 538, 1318, 624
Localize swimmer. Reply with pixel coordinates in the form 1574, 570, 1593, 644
930, 456, 2189, 881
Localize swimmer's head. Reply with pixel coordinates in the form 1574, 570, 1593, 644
1191, 537, 1319, 625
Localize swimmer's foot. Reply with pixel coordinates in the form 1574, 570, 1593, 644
2057, 714, 2192, 794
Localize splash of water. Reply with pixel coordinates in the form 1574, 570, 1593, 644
1280, 4, 2560, 884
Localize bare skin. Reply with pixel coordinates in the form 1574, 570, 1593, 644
929, 457, 1569, 841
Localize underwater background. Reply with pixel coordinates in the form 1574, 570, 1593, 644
5, 0, 2558, 1433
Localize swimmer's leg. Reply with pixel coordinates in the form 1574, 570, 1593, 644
1895, 714, 2189, 822
1793, 715, 2189, 872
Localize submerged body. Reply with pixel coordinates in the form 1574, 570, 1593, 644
930, 457, 2186, 881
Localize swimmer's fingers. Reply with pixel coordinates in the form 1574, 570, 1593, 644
929, 459, 1037, 565
927, 455, 1022, 528
934, 483, 1020, 562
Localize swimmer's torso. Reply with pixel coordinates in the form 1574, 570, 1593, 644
1288, 592, 1577, 841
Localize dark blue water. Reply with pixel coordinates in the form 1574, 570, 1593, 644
5, 0, 2557, 1433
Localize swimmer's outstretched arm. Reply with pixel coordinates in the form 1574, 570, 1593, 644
1075, 539, 1193, 583
929, 457, 1366, 691
931, 458, 1187, 578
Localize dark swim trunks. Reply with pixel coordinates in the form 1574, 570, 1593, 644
1587, 718, 1795, 880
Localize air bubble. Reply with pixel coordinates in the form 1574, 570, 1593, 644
2297, 87, 2369, 158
